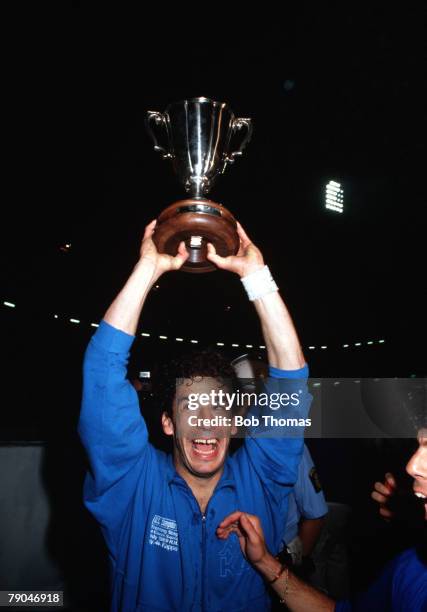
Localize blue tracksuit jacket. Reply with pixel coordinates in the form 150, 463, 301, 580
336, 547, 427, 611
78, 321, 311, 611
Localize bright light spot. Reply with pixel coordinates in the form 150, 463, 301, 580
159, 335, 167, 340
308, 346, 315, 350
367, 341, 373, 345
3, 302, 16, 308
246, 344, 253, 348
259, 345, 265, 349
54, 314, 59, 319
325, 180, 344, 213
378, 339, 385, 343
217, 342, 225, 347
355, 342, 361, 346
91, 323, 99, 328
343, 344, 349, 348
141, 332, 150, 337
313, 382, 321, 387
175, 337, 183, 342
321, 345, 327, 349
190, 339, 198, 344
70, 318, 80, 324
232, 343, 240, 348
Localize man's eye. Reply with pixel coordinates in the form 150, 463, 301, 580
182, 402, 199, 411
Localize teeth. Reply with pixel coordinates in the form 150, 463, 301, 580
193, 438, 217, 445
415, 492, 426, 499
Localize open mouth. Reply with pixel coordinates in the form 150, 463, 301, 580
191, 437, 219, 458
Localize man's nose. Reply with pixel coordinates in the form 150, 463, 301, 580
406, 448, 424, 479
199, 404, 216, 419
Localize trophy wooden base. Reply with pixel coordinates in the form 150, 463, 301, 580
153, 198, 239, 273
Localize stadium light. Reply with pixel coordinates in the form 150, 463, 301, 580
325, 180, 344, 213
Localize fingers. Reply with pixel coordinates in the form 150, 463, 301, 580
240, 513, 262, 546
371, 474, 396, 520
216, 511, 262, 546
373, 481, 393, 498
384, 472, 397, 493
379, 506, 394, 519
143, 219, 157, 239
171, 241, 189, 269
206, 242, 229, 269
218, 511, 245, 529
372, 490, 389, 505
236, 222, 252, 248
216, 524, 243, 540
373, 474, 396, 499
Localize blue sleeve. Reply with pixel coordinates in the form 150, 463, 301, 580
336, 549, 427, 611
269, 364, 309, 379
335, 555, 397, 611
293, 445, 328, 520
78, 320, 149, 497
242, 364, 312, 496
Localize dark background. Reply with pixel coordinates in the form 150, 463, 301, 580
2, 4, 426, 438
0, 5, 426, 610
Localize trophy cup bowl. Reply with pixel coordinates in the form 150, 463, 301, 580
146, 97, 253, 273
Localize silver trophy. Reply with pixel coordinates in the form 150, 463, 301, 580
146, 97, 252, 273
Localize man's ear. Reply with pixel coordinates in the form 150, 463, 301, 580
161, 411, 174, 436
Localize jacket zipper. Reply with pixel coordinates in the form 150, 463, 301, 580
201, 513, 206, 612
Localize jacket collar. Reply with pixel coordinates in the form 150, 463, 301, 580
166, 453, 235, 491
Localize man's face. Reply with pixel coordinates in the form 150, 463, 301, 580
162, 376, 236, 479
406, 428, 427, 520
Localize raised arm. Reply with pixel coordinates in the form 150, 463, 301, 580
207, 222, 305, 370
208, 224, 311, 494
79, 221, 188, 496
104, 219, 188, 334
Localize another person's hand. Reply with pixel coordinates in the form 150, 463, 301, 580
206, 222, 264, 278
371, 472, 397, 520
139, 220, 189, 277
216, 511, 269, 566
217, 511, 336, 611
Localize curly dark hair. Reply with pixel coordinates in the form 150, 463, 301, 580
153, 349, 237, 416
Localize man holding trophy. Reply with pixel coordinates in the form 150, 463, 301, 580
79, 98, 312, 611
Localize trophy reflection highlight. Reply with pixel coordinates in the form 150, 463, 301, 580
146, 97, 252, 273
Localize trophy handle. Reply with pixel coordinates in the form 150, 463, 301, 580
145, 111, 173, 160
225, 117, 253, 165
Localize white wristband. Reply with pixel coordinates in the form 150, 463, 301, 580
241, 265, 279, 301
